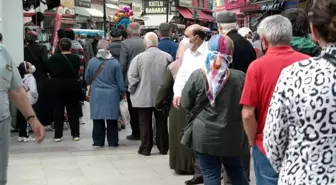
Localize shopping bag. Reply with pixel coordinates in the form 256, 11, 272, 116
120, 99, 130, 125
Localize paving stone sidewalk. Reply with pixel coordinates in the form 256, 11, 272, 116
8, 103, 256, 185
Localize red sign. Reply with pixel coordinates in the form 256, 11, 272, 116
52, 7, 63, 54
224, 0, 246, 10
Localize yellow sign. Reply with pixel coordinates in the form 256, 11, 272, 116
61, 0, 75, 8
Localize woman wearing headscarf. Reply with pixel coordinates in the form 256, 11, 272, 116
263, 0, 336, 184
24, 31, 51, 126
155, 41, 194, 175
180, 35, 249, 185
85, 40, 125, 147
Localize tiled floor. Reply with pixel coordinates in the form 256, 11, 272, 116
8, 103, 256, 185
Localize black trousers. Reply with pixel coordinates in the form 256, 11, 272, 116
53, 94, 80, 138
16, 110, 28, 138
35, 88, 53, 126
137, 108, 169, 155
92, 120, 118, 146
126, 92, 140, 137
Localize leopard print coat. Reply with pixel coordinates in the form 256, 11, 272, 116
264, 44, 336, 185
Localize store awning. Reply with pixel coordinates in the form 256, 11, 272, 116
141, 15, 175, 29
196, 11, 214, 22
75, 7, 104, 17
177, 7, 193, 19
75, 3, 118, 18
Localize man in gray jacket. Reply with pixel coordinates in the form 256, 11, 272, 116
127, 32, 173, 156
120, 22, 146, 140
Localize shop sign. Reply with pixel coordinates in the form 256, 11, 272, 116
179, 0, 192, 7
224, 0, 246, 10
144, 0, 167, 14
75, 0, 91, 8
91, 0, 103, 5
61, 0, 75, 15
61, 0, 75, 8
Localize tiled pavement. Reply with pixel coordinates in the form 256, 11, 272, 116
8, 103, 256, 185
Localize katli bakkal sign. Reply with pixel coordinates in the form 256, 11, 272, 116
144, 0, 167, 14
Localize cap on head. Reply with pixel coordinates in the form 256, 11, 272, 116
216, 12, 237, 24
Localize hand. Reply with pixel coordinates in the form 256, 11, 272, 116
29, 118, 45, 144
173, 96, 181, 109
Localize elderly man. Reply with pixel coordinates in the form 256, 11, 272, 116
172, 24, 207, 185
158, 23, 178, 60
0, 44, 45, 185
120, 22, 146, 141
240, 15, 310, 185
216, 12, 256, 73
127, 32, 173, 156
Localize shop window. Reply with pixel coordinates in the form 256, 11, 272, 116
237, 14, 244, 28
217, 0, 225, 6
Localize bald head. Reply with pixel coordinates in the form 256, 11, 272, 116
144, 32, 158, 48
184, 24, 202, 38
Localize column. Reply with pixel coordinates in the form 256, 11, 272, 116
0, 0, 24, 65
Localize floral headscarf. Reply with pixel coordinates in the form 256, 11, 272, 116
203, 34, 234, 106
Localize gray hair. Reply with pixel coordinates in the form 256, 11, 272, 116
257, 15, 293, 46
127, 22, 141, 35
218, 23, 239, 34
144, 32, 158, 48
97, 40, 109, 50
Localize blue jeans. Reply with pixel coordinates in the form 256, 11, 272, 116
252, 146, 278, 185
197, 152, 249, 185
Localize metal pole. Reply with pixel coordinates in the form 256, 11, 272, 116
103, 0, 107, 37
166, 0, 169, 23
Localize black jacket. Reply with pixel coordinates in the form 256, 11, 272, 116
227, 30, 256, 73
24, 42, 49, 91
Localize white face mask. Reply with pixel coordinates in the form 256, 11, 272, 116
181, 37, 193, 49
29, 65, 36, 73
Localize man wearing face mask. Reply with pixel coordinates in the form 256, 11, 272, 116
173, 24, 207, 185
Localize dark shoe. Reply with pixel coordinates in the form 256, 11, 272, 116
121, 124, 126, 129
137, 150, 150, 156
175, 170, 194, 175
185, 177, 203, 185
109, 144, 119, 147
126, 135, 140, 140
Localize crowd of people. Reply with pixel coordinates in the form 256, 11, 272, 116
0, 0, 336, 185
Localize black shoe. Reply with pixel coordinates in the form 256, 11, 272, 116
126, 135, 140, 140
185, 177, 203, 185
175, 170, 194, 175
137, 150, 150, 156
109, 144, 119, 147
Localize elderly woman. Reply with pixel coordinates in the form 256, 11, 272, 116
155, 41, 194, 175
85, 40, 125, 147
264, 0, 336, 184
180, 35, 249, 185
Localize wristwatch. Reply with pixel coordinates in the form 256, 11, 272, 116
26, 115, 36, 122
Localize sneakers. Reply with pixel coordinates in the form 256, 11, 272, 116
53, 138, 62, 142
17, 137, 28, 143
73, 137, 80, 141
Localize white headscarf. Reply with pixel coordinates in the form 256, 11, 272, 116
96, 40, 112, 60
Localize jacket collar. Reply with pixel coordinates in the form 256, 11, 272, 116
266, 45, 294, 54
323, 43, 336, 56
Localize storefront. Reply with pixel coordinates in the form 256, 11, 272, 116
240, 0, 286, 30
177, 0, 214, 28
141, 0, 175, 29
215, 0, 247, 27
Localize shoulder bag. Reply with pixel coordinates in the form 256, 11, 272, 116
85, 59, 108, 102
180, 69, 229, 148
61, 54, 82, 96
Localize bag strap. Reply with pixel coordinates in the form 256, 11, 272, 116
89, 59, 108, 85
61, 53, 80, 81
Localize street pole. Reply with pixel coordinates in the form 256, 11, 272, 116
166, 0, 169, 23
103, 0, 107, 37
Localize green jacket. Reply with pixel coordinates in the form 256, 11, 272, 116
291, 36, 321, 57
181, 69, 249, 157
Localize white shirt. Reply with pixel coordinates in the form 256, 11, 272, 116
173, 41, 208, 97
